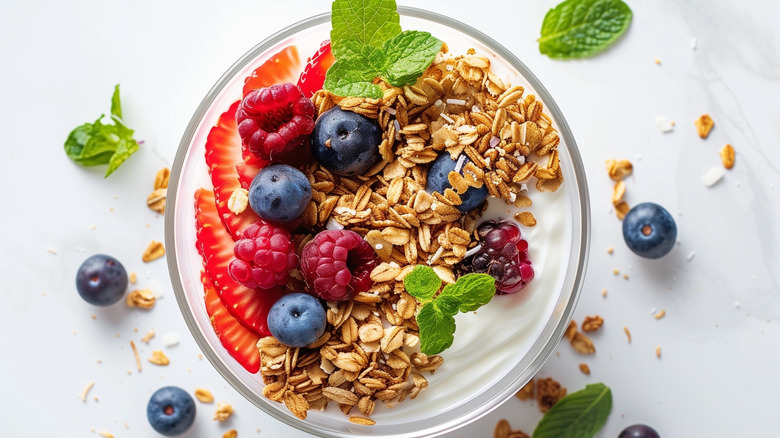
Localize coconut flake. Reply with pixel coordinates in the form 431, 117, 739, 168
655, 116, 675, 132
489, 136, 500, 148
464, 244, 483, 258
454, 154, 467, 173
162, 333, 180, 347
446, 98, 466, 106
385, 107, 396, 115
326, 217, 345, 230
702, 166, 725, 187
690, 37, 697, 50
427, 247, 445, 265
440, 112, 455, 124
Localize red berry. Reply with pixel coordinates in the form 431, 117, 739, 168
461, 220, 534, 294
236, 83, 315, 161
300, 230, 378, 301
297, 40, 335, 98
228, 220, 299, 289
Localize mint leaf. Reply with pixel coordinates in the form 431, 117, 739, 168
403, 265, 442, 302
110, 84, 122, 119
417, 302, 455, 355
330, 0, 401, 59
433, 293, 460, 316
539, 0, 632, 59
64, 86, 139, 177
438, 273, 495, 313
533, 383, 612, 438
324, 0, 441, 98
323, 59, 383, 99
381, 31, 442, 87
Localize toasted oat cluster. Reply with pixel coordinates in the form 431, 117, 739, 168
256, 47, 563, 420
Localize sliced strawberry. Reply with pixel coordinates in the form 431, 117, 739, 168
205, 101, 263, 239
196, 188, 286, 337
202, 271, 261, 374
297, 40, 335, 97
242, 45, 302, 97
236, 159, 266, 190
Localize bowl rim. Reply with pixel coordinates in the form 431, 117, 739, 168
166, 5, 590, 437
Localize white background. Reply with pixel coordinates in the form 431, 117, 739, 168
1, 0, 779, 436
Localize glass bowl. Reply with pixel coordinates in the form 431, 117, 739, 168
166, 6, 589, 438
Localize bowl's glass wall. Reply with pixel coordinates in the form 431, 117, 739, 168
167, 7, 589, 438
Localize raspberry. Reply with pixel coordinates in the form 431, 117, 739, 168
300, 230, 378, 301
236, 82, 315, 161
227, 220, 299, 289
460, 220, 534, 294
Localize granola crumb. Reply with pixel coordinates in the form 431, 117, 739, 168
601, 288, 607, 297
536, 377, 567, 413
80, 381, 94, 402
142, 240, 165, 262
579, 363, 591, 375
129, 272, 137, 284
694, 114, 715, 138
613, 269, 620, 275
148, 350, 170, 366
623, 274, 629, 280
46, 247, 58, 255
195, 388, 215, 403
214, 402, 234, 421
607, 247, 613, 254
98, 431, 114, 438
654, 309, 666, 320
223, 430, 238, 438
581, 315, 604, 332
494, 418, 530, 438
130, 340, 141, 372
623, 326, 632, 344
720, 144, 735, 169
141, 330, 155, 343
655, 346, 662, 358
653, 58, 661, 65
515, 379, 535, 401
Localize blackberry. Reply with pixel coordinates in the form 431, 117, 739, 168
460, 220, 534, 294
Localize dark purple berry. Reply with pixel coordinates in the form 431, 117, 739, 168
619, 424, 660, 438
75, 254, 128, 306
426, 150, 488, 213
310, 106, 382, 176
622, 202, 677, 259
248, 164, 312, 223
460, 220, 533, 294
147, 386, 196, 436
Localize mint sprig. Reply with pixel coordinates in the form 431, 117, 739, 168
539, 0, 632, 60
533, 383, 612, 438
404, 266, 495, 355
325, 0, 443, 98
64, 84, 140, 177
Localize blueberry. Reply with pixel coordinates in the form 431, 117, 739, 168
248, 164, 312, 223
619, 424, 660, 438
75, 254, 128, 306
426, 151, 488, 213
267, 293, 326, 347
310, 106, 382, 176
147, 386, 196, 436
622, 202, 677, 259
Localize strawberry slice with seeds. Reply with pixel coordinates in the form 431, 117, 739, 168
205, 101, 263, 239
202, 271, 261, 374
297, 40, 335, 98
242, 45, 302, 97
196, 188, 286, 337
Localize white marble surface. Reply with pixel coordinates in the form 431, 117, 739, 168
1, 0, 779, 436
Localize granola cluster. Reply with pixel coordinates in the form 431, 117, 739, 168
256, 46, 563, 420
